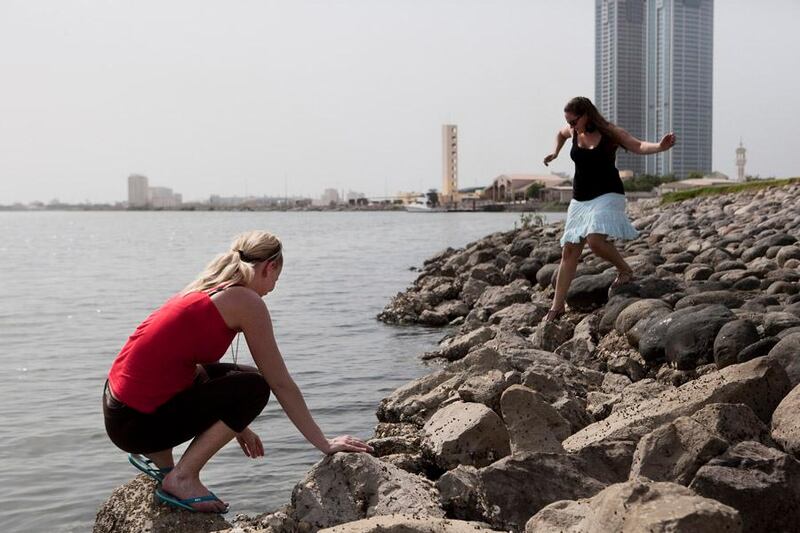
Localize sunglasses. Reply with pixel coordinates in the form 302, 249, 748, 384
567, 115, 583, 127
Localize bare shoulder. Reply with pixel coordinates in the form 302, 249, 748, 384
211, 287, 266, 328
560, 125, 573, 139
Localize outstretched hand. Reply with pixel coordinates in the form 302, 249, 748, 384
659, 133, 677, 151
543, 153, 557, 166
325, 435, 374, 455
236, 427, 265, 458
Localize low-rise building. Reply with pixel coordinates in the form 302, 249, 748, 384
484, 174, 572, 202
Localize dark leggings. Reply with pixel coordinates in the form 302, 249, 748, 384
103, 363, 270, 454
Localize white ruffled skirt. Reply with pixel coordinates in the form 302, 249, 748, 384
560, 192, 639, 246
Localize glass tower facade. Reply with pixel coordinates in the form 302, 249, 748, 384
646, 0, 714, 178
596, 0, 713, 178
595, 0, 647, 176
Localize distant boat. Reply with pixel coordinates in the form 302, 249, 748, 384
405, 196, 446, 212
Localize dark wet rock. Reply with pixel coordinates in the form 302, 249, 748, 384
630, 416, 729, 485
638, 305, 710, 364
777, 326, 800, 338
690, 441, 800, 533
421, 401, 510, 470
501, 385, 570, 454
771, 383, 800, 456
715, 259, 748, 272
754, 232, 797, 249
608, 275, 681, 300
565, 271, 617, 312
665, 304, 736, 370
625, 306, 671, 350
509, 237, 537, 258
713, 319, 760, 369
763, 311, 800, 336
674, 290, 745, 310
93, 475, 232, 533
694, 247, 733, 266
598, 296, 638, 335
517, 258, 542, 283
737, 337, 780, 363
292, 453, 443, 531
767, 332, 800, 386
526, 478, 741, 533
733, 276, 762, 291
535, 263, 559, 289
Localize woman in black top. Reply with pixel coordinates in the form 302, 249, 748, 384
542, 96, 676, 321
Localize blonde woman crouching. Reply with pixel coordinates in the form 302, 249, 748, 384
103, 231, 373, 513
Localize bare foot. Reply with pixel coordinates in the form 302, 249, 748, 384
544, 307, 565, 322
610, 269, 634, 290
161, 468, 228, 513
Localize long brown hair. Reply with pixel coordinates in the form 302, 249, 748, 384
564, 96, 621, 147
181, 231, 283, 295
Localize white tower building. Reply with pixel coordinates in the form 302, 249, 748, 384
736, 140, 747, 182
442, 125, 458, 204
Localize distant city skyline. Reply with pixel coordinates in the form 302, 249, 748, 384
0, 0, 796, 204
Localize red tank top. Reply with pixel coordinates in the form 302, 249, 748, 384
108, 291, 237, 413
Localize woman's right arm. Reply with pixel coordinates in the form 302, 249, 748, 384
231, 290, 372, 455
544, 126, 572, 166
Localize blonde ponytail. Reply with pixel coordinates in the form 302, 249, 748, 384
182, 231, 282, 295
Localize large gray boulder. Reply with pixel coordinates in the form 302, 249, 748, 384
437, 453, 617, 532
629, 416, 728, 485
563, 357, 790, 453
421, 401, 510, 470
771, 383, 800, 456
614, 298, 671, 335
93, 476, 231, 533
291, 453, 444, 531
500, 385, 570, 455
690, 441, 800, 533
690, 403, 774, 446
474, 281, 531, 314
439, 327, 497, 361
525, 477, 742, 533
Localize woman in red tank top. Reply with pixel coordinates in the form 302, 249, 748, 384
103, 231, 373, 513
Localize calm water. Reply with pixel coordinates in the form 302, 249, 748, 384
0, 210, 564, 532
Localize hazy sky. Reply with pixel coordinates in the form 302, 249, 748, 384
0, 0, 796, 203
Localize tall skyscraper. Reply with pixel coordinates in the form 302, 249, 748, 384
127, 174, 149, 207
596, 0, 713, 179
441, 124, 458, 202
595, 0, 647, 175
645, 0, 714, 178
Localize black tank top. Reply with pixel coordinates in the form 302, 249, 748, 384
569, 130, 625, 202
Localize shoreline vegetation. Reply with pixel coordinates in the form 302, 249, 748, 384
95, 181, 800, 532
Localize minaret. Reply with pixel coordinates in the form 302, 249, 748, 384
442, 125, 458, 205
736, 140, 747, 182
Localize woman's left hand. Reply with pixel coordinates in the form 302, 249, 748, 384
659, 133, 676, 150
236, 427, 265, 458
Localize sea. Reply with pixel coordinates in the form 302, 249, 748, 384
0, 210, 565, 532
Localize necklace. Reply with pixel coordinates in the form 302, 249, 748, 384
230, 332, 241, 368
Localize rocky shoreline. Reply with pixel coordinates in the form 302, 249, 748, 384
96, 183, 800, 532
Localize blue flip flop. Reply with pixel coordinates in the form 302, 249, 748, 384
155, 487, 229, 514
128, 453, 173, 482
